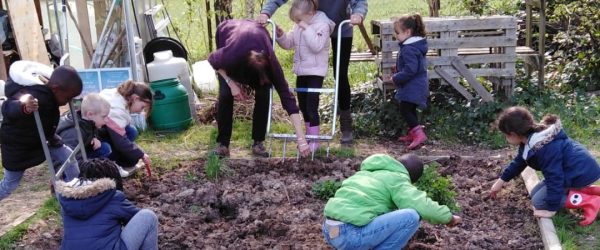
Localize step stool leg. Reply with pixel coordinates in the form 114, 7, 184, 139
282, 138, 287, 163
268, 137, 273, 158
326, 141, 330, 158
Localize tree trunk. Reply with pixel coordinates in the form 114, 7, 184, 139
214, 0, 233, 25
428, 0, 440, 17
206, 0, 213, 52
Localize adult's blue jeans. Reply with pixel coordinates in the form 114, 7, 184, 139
87, 142, 112, 159
322, 209, 420, 250
0, 145, 80, 201
121, 209, 159, 250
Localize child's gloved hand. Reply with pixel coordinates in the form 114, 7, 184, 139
19, 94, 38, 114
447, 215, 462, 227
91, 138, 101, 150
489, 179, 505, 199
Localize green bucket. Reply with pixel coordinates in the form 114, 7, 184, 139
149, 78, 192, 131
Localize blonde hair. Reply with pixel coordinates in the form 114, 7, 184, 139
81, 93, 110, 116
289, 0, 318, 23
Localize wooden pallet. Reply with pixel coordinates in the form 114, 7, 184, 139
371, 16, 524, 101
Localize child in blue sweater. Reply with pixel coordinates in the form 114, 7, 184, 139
388, 14, 430, 150
491, 106, 600, 226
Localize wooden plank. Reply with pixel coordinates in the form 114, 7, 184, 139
521, 168, 563, 250
350, 46, 533, 62
7, 0, 50, 65
434, 66, 474, 100
0, 46, 7, 80
451, 58, 493, 101
94, 0, 108, 38
429, 54, 517, 66
424, 16, 517, 32
428, 36, 517, 49
358, 23, 376, 55
428, 68, 516, 79
76, 0, 93, 67
370, 20, 394, 35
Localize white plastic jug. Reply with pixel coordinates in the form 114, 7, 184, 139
146, 50, 196, 118
192, 60, 218, 93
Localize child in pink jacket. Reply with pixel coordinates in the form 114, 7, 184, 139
276, 0, 335, 152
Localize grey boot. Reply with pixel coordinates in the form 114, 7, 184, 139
339, 109, 353, 145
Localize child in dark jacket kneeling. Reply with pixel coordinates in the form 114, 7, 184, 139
0, 61, 82, 201
56, 158, 158, 250
322, 154, 461, 249
57, 93, 112, 159
491, 106, 600, 226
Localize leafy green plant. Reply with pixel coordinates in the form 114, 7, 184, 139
415, 163, 460, 212
204, 154, 223, 181
312, 180, 342, 200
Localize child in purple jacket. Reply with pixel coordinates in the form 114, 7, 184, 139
387, 14, 430, 150
276, 0, 335, 152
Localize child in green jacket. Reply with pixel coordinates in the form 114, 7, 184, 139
323, 154, 461, 249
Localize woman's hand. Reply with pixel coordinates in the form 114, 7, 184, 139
350, 14, 363, 25
297, 138, 310, 157
490, 179, 505, 199
229, 81, 246, 101
257, 13, 269, 25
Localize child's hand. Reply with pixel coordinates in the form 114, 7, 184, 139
142, 154, 151, 166
19, 94, 38, 113
91, 138, 101, 150
533, 209, 556, 218
447, 215, 462, 227
276, 25, 284, 37
489, 179, 505, 199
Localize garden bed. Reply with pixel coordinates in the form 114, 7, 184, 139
17, 155, 543, 249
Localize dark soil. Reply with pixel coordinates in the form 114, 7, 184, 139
17, 155, 543, 249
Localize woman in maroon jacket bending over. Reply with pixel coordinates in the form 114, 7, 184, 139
208, 19, 310, 158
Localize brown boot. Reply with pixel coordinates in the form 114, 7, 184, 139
339, 109, 353, 146
213, 143, 230, 158
252, 141, 269, 157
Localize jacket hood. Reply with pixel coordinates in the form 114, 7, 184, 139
312, 11, 336, 33
57, 178, 116, 220
360, 154, 409, 176
9, 60, 53, 86
523, 119, 564, 159
402, 37, 428, 55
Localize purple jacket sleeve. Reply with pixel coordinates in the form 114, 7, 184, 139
270, 53, 300, 115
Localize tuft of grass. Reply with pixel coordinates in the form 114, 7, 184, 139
204, 153, 223, 181
312, 179, 342, 200
415, 162, 460, 212
0, 197, 61, 249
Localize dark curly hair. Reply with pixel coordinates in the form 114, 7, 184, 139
79, 158, 124, 191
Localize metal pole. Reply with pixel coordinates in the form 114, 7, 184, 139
124, 0, 139, 81
53, 0, 64, 53
331, 20, 351, 137
34, 111, 56, 182
69, 101, 87, 160
265, 19, 276, 137
61, 0, 70, 64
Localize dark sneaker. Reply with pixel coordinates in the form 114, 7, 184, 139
213, 144, 230, 158
252, 142, 269, 157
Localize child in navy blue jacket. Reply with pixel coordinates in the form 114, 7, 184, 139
57, 158, 158, 249
388, 14, 430, 150
491, 106, 600, 226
